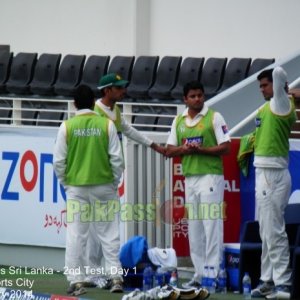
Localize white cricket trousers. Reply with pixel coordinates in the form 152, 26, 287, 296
255, 167, 292, 286
86, 229, 105, 276
65, 184, 121, 284
185, 174, 225, 281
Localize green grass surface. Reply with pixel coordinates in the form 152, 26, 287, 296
0, 266, 245, 299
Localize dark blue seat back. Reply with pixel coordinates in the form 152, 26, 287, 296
6, 52, 38, 94
30, 53, 61, 96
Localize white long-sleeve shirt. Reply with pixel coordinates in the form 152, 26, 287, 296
270, 67, 291, 115
53, 109, 124, 186
95, 99, 153, 147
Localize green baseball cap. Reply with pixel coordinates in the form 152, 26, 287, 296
97, 73, 128, 90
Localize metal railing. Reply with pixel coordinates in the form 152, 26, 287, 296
0, 96, 185, 132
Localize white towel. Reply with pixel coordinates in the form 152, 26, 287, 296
147, 247, 177, 269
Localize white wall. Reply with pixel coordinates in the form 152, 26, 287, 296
0, 0, 136, 57
0, 0, 300, 60
149, 0, 300, 59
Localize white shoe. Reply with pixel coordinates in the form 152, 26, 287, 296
265, 285, 291, 300
87, 276, 110, 288
181, 279, 201, 289
110, 277, 124, 293
66, 282, 87, 296
251, 280, 274, 297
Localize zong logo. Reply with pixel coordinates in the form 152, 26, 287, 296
1, 150, 65, 203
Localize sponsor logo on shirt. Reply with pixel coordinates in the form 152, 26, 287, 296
197, 123, 204, 130
222, 125, 228, 134
179, 125, 185, 133
255, 117, 261, 127
182, 136, 203, 145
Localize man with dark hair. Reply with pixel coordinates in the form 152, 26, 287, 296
251, 67, 296, 300
53, 84, 124, 295
257, 69, 274, 85
166, 80, 231, 289
73, 84, 95, 109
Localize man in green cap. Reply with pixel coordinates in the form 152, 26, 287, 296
94, 73, 165, 154
86, 73, 166, 288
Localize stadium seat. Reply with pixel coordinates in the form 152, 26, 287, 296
54, 54, 86, 97
292, 245, 300, 299
216, 57, 251, 94
36, 103, 66, 127
126, 56, 159, 100
156, 116, 173, 132
285, 203, 300, 224
132, 105, 157, 131
21, 101, 39, 126
201, 57, 227, 100
36, 113, 64, 127
238, 203, 300, 293
282, 205, 300, 264
5, 52, 38, 94
108, 56, 135, 81
171, 57, 205, 100
290, 103, 300, 139
289, 205, 300, 299
148, 56, 182, 100
155, 106, 177, 132
30, 53, 61, 96
80, 55, 110, 98
133, 116, 157, 131
248, 58, 275, 77
0, 51, 13, 93
238, 220, 262, 292
0, 99, 12, 124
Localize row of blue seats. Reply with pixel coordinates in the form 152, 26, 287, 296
0, 51, 275, 102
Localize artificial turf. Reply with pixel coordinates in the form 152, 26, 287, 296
0, 266, 245, 300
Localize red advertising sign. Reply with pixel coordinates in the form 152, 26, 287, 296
223, 138, 241, 242
172, 156, 189, 256
51, 295, 78, 300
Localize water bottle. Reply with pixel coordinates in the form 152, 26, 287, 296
208, 266, 216, 294
169, 270, 178, 287
165, 270, 171, 285
217, 267, 227, 294
242, 272, 251, 299
143, 264, 154, 291
154, 266, 165, 287
202, 266, 209, 289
